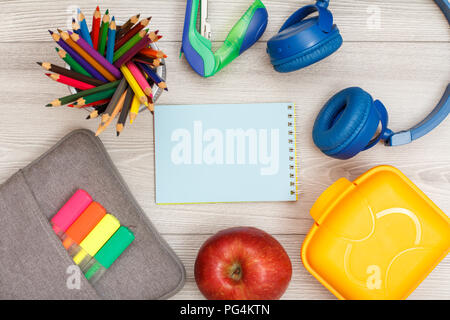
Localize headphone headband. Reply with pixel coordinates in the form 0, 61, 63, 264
386, 0, 449, 146
308, 0, 450, 159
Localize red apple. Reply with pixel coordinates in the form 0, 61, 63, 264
194, 227, 292, 300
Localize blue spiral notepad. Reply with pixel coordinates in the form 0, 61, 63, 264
154, 103, 297, 204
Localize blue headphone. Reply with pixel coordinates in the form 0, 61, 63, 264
267, 0, 450, 159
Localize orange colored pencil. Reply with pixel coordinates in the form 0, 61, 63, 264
92, 6, 101, 50
45, 73, 95, 91
58, 30, 117, 82
95, 89, 128, 136
139, 48, 167, 59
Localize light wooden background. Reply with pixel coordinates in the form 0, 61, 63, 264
0, 0, 448, 300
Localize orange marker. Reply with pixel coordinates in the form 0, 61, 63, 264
62, 202, 106, 253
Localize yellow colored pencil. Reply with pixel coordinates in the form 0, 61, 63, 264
120, 64, 148, 108
129, 94, 141, 124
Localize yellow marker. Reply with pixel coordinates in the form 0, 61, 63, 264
120, 64, 148, 107
73, 214, 120, 266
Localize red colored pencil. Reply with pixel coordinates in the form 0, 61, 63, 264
68, 98, 111, 108
45, 73, 96, 91
92, 6, 101, 50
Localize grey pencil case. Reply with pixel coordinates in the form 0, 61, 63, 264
0, 129, 185, 299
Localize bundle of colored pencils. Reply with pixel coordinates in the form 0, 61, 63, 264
38, 6, 168, 137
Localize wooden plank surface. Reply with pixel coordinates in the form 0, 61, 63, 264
0, 0, 449, 42
0, 0, 448, 300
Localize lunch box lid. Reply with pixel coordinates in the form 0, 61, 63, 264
301, 165, 450, 300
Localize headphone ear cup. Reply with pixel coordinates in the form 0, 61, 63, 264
273, 32, 343, 73
312, 87, 376, 159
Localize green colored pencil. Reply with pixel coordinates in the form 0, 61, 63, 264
55, 47, 91, 78
46, 80, 120, 107
113, 29, 147, 62
98, 10, 110, 55
73, 88, 117, 107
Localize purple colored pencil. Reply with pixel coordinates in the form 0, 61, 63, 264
69, 31, 122, 79
113, 33, 153, 68
49, 30, 107, 82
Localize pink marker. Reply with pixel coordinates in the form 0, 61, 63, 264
51, 189, 93, 237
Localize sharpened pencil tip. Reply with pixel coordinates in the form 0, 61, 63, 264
45, 73, 51, 76
72, 18, 76, 22
77, 8, 81, 14
96, 5, 100, 10
48, 30, 53, 35
86, 115, 91, 120
36, 62, 42, 66
45, 103, 52, 107
116, 132, 120, 137
105, 9, 109, 14
112, 16, 115, 21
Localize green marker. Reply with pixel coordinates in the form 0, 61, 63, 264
83, 226, 135, 284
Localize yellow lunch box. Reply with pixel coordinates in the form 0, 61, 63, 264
301, 165, 450, 300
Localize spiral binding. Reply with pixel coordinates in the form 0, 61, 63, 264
287, 104, 297, 197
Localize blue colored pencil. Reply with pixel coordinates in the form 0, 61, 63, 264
137, 62, 168, 91
106, 17, 117, 64
77, 8, 93, 47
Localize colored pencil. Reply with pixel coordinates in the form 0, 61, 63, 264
69, 98, 110, 108
115, 17, 151, 50
101, 78, 128, 124
129, 94, 141, 124
96, 89, 128, 136
44, 80, 120, 107
45, 73, 95, 91
38, 62, 104, 87
72, 18, 81, 35
116, 88, 134, 136
77, 8, 93, 46
86, 103, 109, 119
57, 29, 111, 82
116, 14, 140, 40
60, 30, 115, 82
55, 47, 92, 77
120, 63, 148, 108
113, 29, 147, 62
98, 10, 110, 55
133, 54, 161, 67
70, 31, 121, 79
139, 48, 167, 59
114, 32, 157, 68
126, 61, 153, 99
138, 62, 167, 91
92, 6, 101, 50
73, 87, 117, 107
50, 30, 104, 80
106, 17, 117, 64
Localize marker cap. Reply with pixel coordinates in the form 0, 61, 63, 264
83, 226, 135, 283
62, 202, 106, 251
51, 189, 92, 237
73, 214, 120, 267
